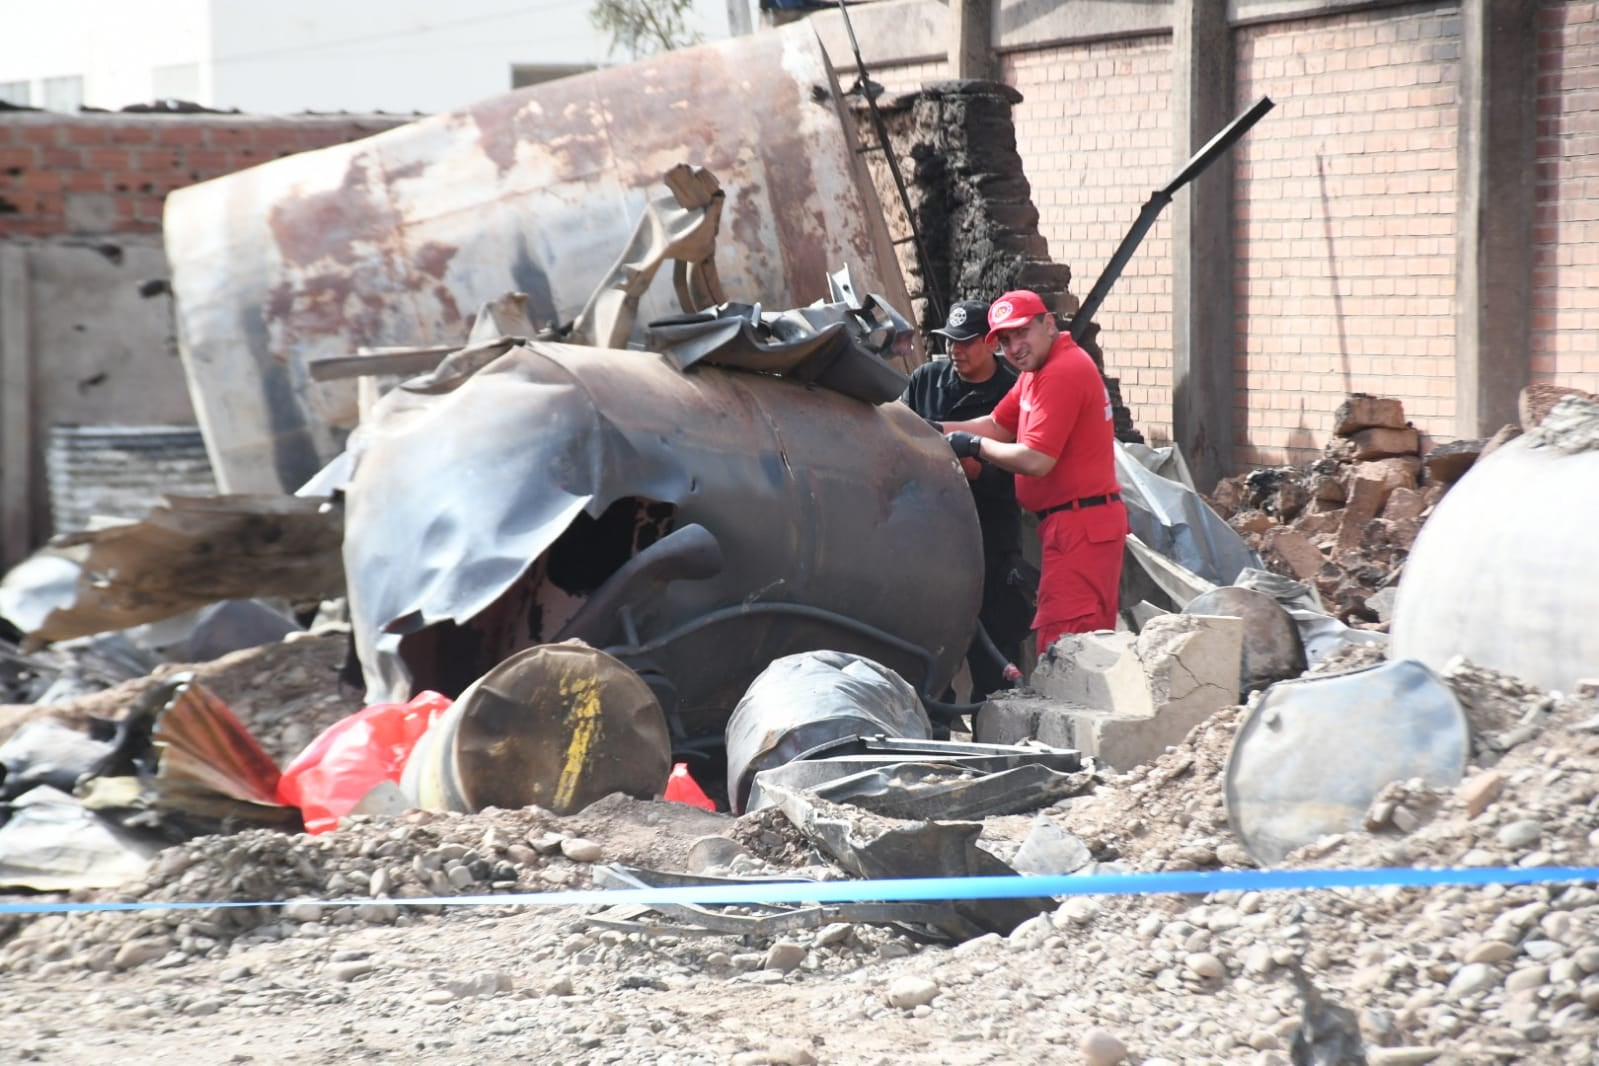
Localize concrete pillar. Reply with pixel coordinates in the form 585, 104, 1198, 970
1456, 0, 1538, 437
1171, 0, 1236, 492
950, 0, 996, 81
0, 245, 34, 570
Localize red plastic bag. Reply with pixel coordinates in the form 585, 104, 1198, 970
663, 761, 716, 811
275, 691, 451, 834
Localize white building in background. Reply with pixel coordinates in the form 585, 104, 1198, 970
0, 0, 752, 115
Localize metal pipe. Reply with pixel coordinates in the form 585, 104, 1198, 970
1071, 95, 1275, 341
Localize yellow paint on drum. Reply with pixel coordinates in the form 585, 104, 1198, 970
553, 674, 603, 811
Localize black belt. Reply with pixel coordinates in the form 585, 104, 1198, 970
1033, 492, 1121, 521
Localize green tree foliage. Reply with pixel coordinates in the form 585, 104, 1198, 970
590, 0, 702, 60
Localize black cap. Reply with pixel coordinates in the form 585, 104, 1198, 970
931, 300, 990, 343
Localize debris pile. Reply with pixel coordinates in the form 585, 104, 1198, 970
1210, 386, 1599, 630
3, 655, 1598, 1063
1208, 395, 1447, 627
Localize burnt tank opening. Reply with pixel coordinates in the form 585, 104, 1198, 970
398, 497, 677, 698
546, 497, 676, 593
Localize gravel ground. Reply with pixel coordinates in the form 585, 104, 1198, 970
2, 643, 1598, 1065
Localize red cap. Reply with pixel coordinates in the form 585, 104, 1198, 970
985, 289, 1049, 342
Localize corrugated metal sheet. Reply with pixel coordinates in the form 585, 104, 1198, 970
46, 425, 216, 535
164, 25, 910, 495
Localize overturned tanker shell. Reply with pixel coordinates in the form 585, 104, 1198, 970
400, 642, 670, 815
162, 25, 910, 495
343, 342, 982, 739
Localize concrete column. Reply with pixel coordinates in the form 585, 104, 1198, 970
950, 0, 996, 81
1456, 0, 1538, 437
0, 245, 34, 570
1170, 0, 1236, 492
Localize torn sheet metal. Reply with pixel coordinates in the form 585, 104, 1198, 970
78, 674, 301, 837
589, 864, 971, 940
343, 342, 981, 744
1115, 442, 1261, 587
572, 164, 726, 349
646, 277, 914, 405
766, 783, 1053, 938
164, 25, 910, 495
744, 735, 1088, 816
13, 496, 342, 647
772, 762, 1092, 822
0, 786, 161, 892
0, 718, 114, 800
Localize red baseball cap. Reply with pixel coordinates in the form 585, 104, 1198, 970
985, 289, 1049, 342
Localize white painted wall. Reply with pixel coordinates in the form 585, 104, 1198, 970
0, 0, 211, 111
0, 0, 744, 115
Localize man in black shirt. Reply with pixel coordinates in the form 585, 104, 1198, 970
901, 300, 1030, 699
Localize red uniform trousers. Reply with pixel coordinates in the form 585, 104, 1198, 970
1033, 501, 1128, 655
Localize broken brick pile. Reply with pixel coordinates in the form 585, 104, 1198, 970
1207, 385, 1598, 628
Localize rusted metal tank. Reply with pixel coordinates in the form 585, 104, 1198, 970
163, 25, 910, 495
343, 342, 981, 747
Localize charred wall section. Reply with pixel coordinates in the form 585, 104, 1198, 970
854, 80, 1142, 443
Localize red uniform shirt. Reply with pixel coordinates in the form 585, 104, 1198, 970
990, 333, 1120, 514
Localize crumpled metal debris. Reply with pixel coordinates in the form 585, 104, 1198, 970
588, 864, 970, 940
342, 339, 981, 751
765, 782, 1054, 938
2, 495, 342, 648
77, 674, 302, 837
0, 785, 162, 892
646, 267, 913, 405
572, 164, 726, 349
1116, 440, 1262, 588
744, 734, 1088, 821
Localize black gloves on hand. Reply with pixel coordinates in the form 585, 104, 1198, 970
945, 431, 983, 460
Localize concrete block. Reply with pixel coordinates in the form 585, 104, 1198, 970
1031, 631, 1152, 717
1347, 426, 1420, 460
973, 695, 1079, 749
1333, 395, 1407, 436
985, 614, 1244, 771
1134, 614, 1243, 722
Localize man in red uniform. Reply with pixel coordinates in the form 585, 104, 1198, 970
942, 290, 1128, 654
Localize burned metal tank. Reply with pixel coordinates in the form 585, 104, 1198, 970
343, 341, 982, 751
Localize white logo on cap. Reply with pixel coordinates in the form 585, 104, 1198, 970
991, 300, 1014, 323
948, 307, 967, 327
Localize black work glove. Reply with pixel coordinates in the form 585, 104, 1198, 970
945, 431, 983, 460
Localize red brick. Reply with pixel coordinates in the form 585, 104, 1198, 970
85, 148, 130, 169
19, 125, 60, 147
108, 124, 158, 146
157, 124, 208, 146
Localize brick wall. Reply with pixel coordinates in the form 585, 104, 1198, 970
873, 58, 951, 96
1001, 37, 1175, 444
0, 113, 404, 238
1234, 4, 1461, 465
1533, 0, 1599, 394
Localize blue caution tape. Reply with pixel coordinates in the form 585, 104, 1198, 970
2, 865, 1597, 916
